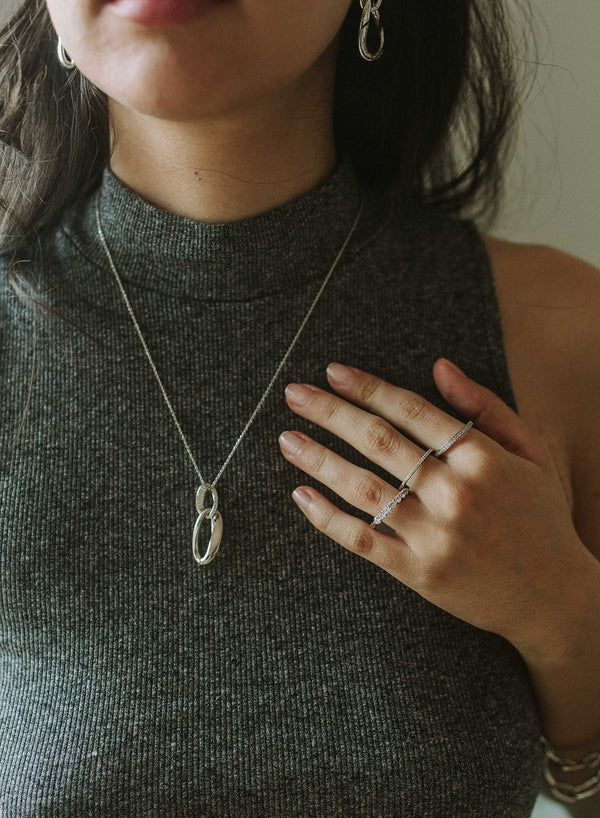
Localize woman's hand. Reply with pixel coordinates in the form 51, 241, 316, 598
278, 358, 591, 662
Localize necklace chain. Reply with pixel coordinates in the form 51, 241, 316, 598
94, 191, 365, 489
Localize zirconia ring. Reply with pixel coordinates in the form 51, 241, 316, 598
433, 420, 474, 457
370, 421, 474, 528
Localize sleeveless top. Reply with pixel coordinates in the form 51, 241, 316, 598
0, 152, 543, 816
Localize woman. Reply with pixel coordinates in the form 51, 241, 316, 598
0, 0, 599, 815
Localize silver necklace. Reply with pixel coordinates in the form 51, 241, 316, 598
94, 190, 365, 565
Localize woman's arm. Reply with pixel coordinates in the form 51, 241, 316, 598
485, 238, 600, 812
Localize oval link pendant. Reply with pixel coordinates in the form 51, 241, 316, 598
95, 189, 365, 568
192, 483, 222, 565
192, 508, 223, 565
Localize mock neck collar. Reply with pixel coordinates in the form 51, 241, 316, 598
62, 152, 368, 302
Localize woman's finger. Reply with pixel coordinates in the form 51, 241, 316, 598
284, 382, 453, 486
432, 358, 549, 464
290, 484, 419, 582
324, 363, 478, 464
278, 429, 428, 528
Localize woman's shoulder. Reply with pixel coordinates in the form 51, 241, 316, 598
480, 234, 600, 377
482, 234, 600, 558
481, 234, 600, 300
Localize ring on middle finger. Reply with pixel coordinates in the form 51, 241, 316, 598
370, 447, 435, 528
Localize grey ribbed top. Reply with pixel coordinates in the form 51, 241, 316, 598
0, 152, 542, 816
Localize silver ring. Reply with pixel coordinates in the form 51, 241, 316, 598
370, 421, 474, 528
370, 447, 434, 528
370, 485, 410, 528
433, 420, 474, 457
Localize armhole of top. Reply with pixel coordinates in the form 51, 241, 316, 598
460, 219, 521, 416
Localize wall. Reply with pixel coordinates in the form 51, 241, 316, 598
489, 0, 600, 269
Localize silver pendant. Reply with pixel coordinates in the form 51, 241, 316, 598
192, 483, 223, 565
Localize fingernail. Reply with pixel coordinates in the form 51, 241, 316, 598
326, 362, 357, 387
440, 358, 465, 376
292, 487, 312, 510
285, 383, 315, 406
279, 430, 305, 455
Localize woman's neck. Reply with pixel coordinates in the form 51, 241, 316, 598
107, 86, 338, 225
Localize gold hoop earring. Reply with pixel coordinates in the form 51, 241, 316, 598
358, 0, 385, 61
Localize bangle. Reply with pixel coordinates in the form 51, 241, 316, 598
541, 735, 600, 802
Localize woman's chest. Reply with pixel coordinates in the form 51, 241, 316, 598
0, 311, 544, 817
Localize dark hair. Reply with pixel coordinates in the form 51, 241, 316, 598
0, 0, 537, 445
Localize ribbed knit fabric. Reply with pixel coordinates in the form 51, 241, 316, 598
0, 152, 543, 816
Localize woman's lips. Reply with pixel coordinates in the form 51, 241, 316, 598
105, 0, 226, 26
